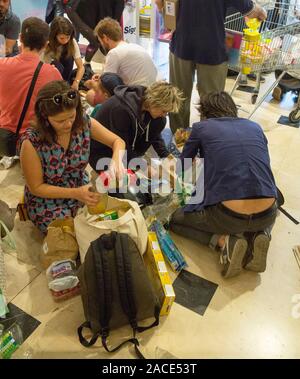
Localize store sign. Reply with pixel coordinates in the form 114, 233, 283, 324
123, 0, 138, 43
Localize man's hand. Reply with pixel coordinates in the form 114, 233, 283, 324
247, 3, 267, 21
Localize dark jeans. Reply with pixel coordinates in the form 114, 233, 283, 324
170, 202, 277, 251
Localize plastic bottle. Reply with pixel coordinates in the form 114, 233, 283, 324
0, 323, 23, 359
240, 18, 262, 74
87, 171, 109, 215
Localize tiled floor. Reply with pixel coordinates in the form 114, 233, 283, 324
1, 40, 300, 359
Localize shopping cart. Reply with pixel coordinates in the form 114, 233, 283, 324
225, 1, 300, 119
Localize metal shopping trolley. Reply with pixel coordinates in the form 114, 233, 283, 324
225, 1, 300, 119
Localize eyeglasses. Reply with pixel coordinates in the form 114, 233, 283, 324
42, 90, 78, 105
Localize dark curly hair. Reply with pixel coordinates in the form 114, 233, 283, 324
33, 80, 86, 144
199, 92, 238, 119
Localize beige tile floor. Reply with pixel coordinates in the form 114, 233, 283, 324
1, 69, 300, 359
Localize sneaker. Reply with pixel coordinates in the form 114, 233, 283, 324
244, 232, 270, 272
248, 73, 266, 83
272, 86, 282, 101
220, 235, 248, 278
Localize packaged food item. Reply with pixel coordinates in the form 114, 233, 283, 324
0, 323, 23, 359
96, 210, 119, 221
41, 218, 79, 270
150, 220, 187, 273
144, 232, 175, 316
46, 259, 80, 301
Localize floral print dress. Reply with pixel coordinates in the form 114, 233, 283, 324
19, 124, 91, 233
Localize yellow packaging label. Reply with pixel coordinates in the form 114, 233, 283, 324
144, 232, 175, 316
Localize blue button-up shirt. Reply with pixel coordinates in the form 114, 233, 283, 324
180, 117, 277, 212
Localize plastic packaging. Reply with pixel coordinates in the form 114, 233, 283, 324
0, 322, 23, 359
46, 260, 80, 301
150, 220, 187, 273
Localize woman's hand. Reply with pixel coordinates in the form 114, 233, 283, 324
74, 185, 101, 206
109, 159, 126, 183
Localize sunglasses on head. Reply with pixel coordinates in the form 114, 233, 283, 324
42, 90, 78, 105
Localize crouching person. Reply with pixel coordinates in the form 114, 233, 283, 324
170, 92, 278, 278
19, 80, 125, 233
89, 81, 184, 171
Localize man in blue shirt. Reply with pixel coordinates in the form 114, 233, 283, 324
170, 92, 277, 279
155, 0, 267, 133
0, 0, 20, 57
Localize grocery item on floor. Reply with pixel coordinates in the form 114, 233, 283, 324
78, 232, 160, 359
46, 259, 80, 301
41, 218, 79, 270
0, 322, 23, 359
174, 128, 191, 148
74, 196, 148, 263
144, 232, 175, 316
150, 220, 187, 273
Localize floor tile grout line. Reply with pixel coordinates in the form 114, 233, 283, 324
9, 271, 42, 304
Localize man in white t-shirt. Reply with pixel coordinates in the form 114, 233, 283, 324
94, 17, 157, 86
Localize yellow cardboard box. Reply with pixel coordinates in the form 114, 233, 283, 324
145, 232, 175, 316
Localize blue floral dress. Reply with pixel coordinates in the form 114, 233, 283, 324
19, 123, 91, 233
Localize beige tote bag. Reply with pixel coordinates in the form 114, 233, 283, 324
74, 196, 148, 263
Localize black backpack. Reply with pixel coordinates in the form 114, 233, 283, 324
77, 232, 160, 359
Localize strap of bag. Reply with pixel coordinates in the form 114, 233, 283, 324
114, 233, 160, 358
15, 61, 43, 137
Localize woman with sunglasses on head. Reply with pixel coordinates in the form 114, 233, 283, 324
42, 17, 84, 90
18, 80, 125, 233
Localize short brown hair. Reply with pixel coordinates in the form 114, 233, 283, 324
34, 81, 86, 144
94, 17, 122, 42
21, 17, 50, 51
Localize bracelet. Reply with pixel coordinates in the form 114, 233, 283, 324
74, 79, 80, 83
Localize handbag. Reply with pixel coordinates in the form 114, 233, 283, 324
0, 61, 44, 157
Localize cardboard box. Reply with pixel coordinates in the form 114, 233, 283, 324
163, 0, 179, 31
145, 232, 175, 316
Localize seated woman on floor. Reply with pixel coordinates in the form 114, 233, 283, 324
18, 80, 125, 233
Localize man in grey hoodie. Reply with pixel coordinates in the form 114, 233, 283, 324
89, 81, 184, 172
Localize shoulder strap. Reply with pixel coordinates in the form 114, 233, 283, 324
77, 237, 112, 347
16, 61, 43, 137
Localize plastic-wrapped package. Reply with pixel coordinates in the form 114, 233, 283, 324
150, 220, 187, 273
46, 260, 80, 301
0, 322, 23, 359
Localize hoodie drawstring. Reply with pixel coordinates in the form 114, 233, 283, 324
132, 119, 139, 150
132, 120, 151, 150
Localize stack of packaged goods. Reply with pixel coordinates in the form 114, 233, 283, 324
144, 232, 176, 316
0, 323, 23, 359
46, 259, 80, 301
150, 220, 187, 273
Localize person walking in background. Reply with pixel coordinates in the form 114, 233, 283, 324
155, 0, 267, 133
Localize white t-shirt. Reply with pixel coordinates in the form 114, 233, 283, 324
104, 41, 157, 86
42, 38, 81, 63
